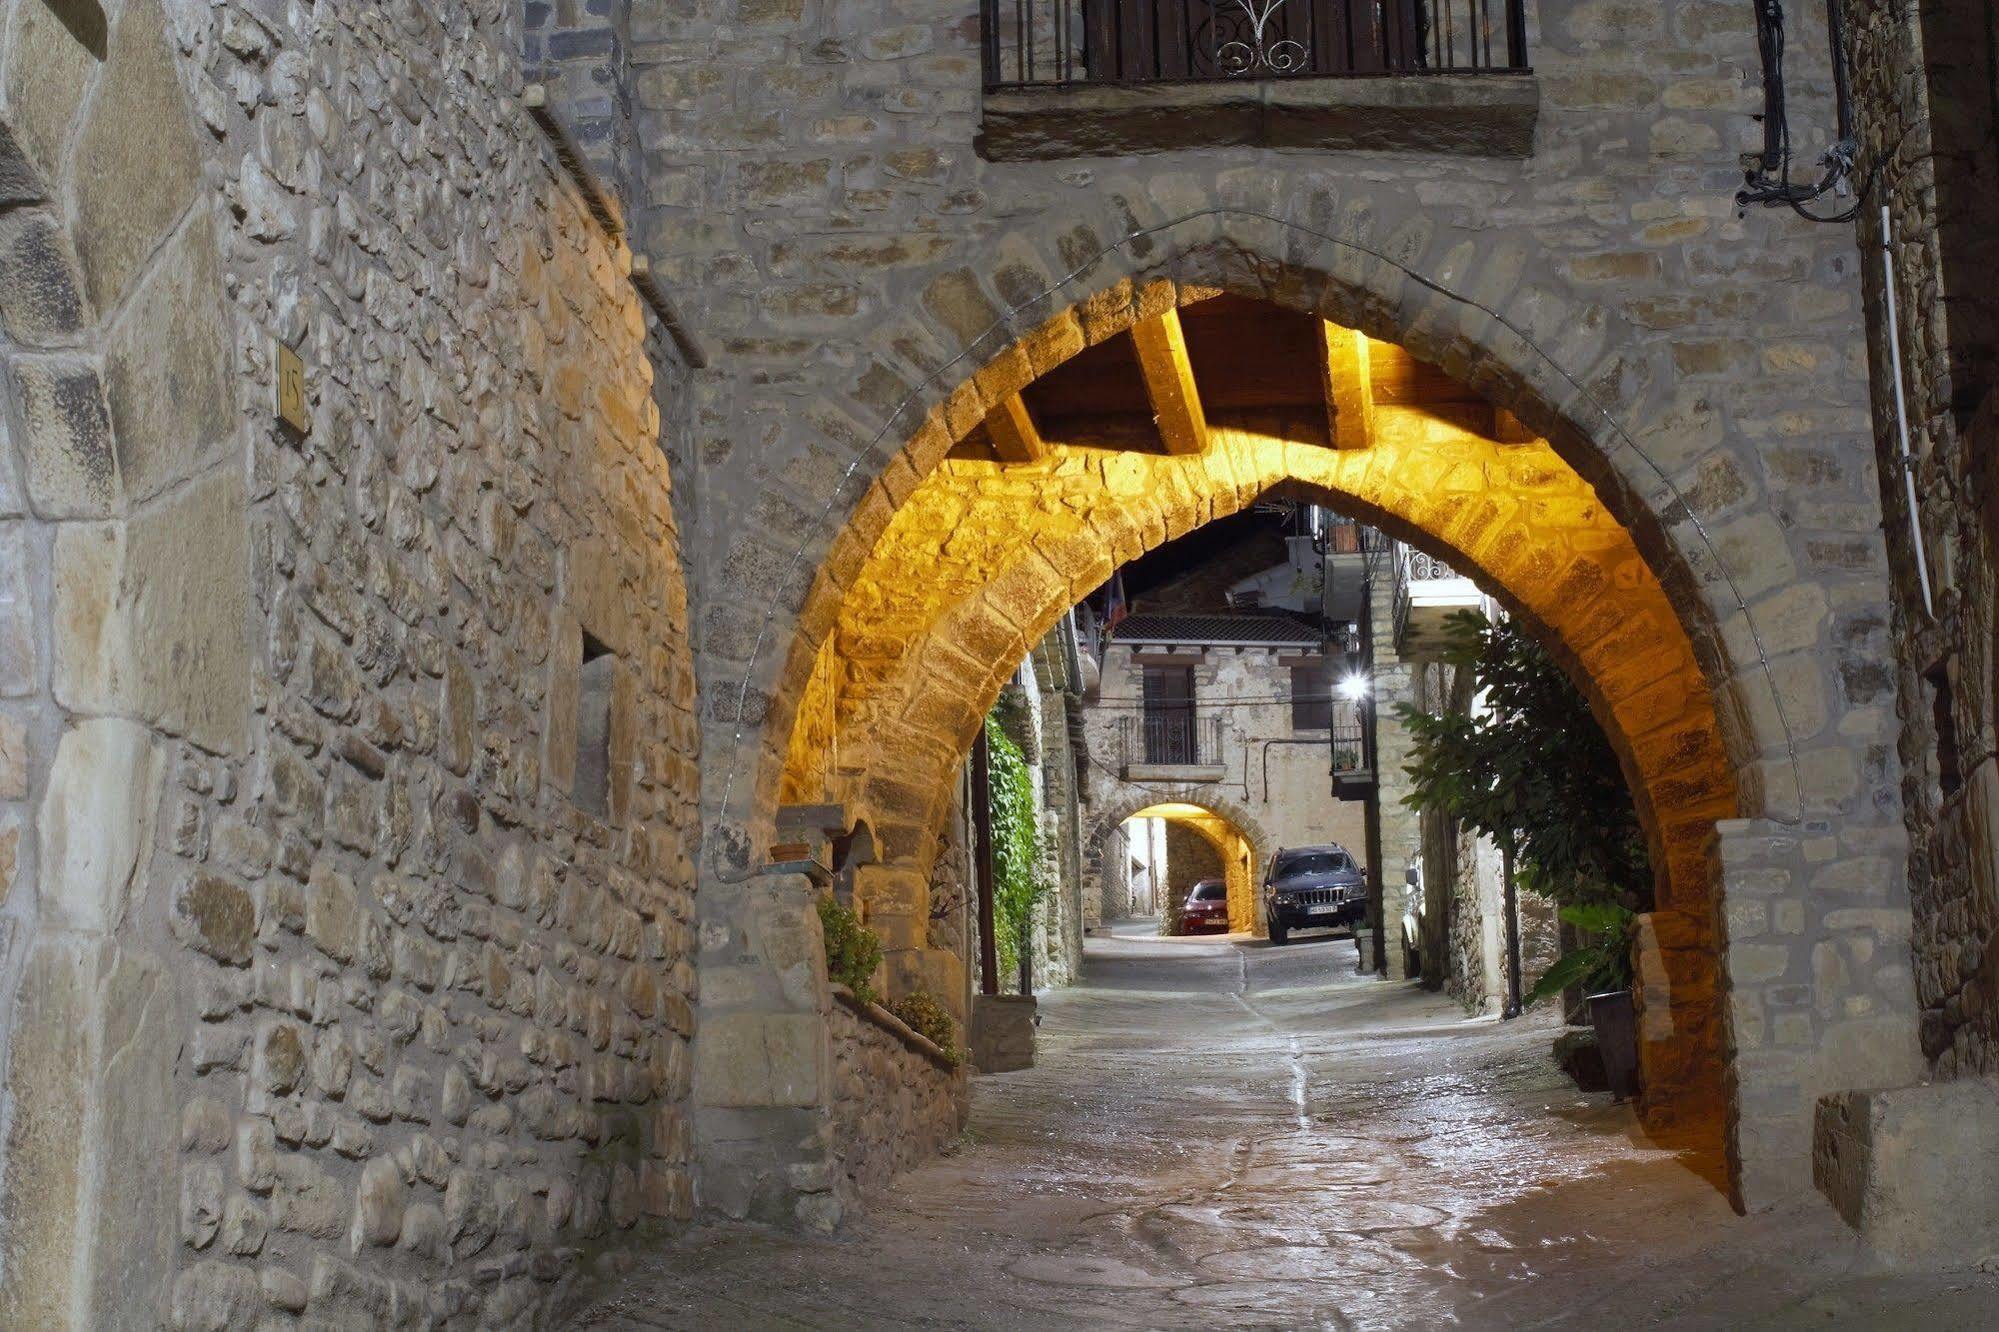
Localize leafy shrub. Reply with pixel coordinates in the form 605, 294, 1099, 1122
1395, 610, 1651, 909
1526, 901, 1637, 1007
886, 989, 961, 1066
818, 894, 882, 1007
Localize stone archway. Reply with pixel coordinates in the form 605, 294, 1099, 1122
703, 214, 1919, 1214
776, 334, 1741, 1133
1085, 786, 1275, 934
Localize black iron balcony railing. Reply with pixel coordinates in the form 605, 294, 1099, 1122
982, 0, 1527, 89
1330, 720, 1366, 775
1120, 712, 1225, 767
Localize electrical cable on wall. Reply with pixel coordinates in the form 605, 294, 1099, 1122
1736, 0, 1872, 223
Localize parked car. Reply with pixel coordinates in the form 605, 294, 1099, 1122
1264, 845, 1366, 944
1179, 878, 1230, 933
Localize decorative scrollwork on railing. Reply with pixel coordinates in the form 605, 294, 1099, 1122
1209, 0, 1309, 75
1405, 550, 1459, 582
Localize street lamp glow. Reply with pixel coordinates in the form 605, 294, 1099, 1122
1338, 673, 1371, 702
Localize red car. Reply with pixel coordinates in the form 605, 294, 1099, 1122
1180, 879, 1230, 933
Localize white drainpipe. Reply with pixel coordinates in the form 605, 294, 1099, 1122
1880, 204, 1935, 618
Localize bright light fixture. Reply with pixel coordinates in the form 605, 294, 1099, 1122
1338, 673, 1371, 702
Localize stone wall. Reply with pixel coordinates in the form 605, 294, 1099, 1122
1099, 822, 1134, 921
1845, 0, 1999, 1078
1030, 639, 1087, 985
1447, 825, 1501, 1014
828, 1001, 966, 1204
0, 0, 700, 1324
1796, 0, 1999, 1251
1369, 569, 1421, 976
1162, 820, 1225, 932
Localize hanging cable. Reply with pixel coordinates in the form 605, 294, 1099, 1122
1736, 0, 1871, 223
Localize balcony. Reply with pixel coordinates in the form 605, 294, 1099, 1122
1390, 541, 1483, 657
1321, 518, 1387, 624
1119, 712, 1227, 781
978, 0, 1538, 161
1330, 718, 1373, 800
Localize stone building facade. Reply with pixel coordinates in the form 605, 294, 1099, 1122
679, 0, 1922, 1222
0, 1, 702, 1325
0, 0, 1990, 1318
1810, 0, 1999, 1259
1844, 0, 1999, 1082
1080, 611, 1365, 936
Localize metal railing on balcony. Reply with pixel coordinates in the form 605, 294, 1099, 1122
1119, 712, 1225, 769
1321, 516, 1390, 556
1329, 720, 1366, 775
981, 0, 1528, 90
1390, 539, 1483, 651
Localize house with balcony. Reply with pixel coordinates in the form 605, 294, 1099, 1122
1074, 506, 1368, 929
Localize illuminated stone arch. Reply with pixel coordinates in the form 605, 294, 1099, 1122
1084, 787, 1276, 933
781, 360, 1740, 1139
708, 209, 1914, 1212
741, 235, 1839, 850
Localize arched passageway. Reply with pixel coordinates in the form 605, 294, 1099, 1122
1084, 785, 1274, 929
711, 224, 1917, 1218
1115, 801, 1263, 935
777, 288, 1737, 1137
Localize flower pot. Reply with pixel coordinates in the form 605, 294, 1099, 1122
1587, 989, 1641, 1102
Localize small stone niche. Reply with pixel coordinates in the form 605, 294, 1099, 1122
575, 631, 615, 818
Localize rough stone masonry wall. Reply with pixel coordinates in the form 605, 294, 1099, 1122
1370, 567, 1422, 978
1, 0, 699, 1325
1030, 641, 1086, 985
1447, 824, 1498, 1013
1845, 0, 1999, 1078
1162, 821, 1225, 932
647, 0, 1923, 1210
828, 1001, 965, 1202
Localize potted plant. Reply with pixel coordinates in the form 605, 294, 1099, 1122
1396, 610, 1654, 1099
1527, 901, 1640, 1100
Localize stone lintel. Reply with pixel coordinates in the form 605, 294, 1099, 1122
978, 75, 1540, 163
1814, 1079, 1999, 1267
775, 802, 851, 839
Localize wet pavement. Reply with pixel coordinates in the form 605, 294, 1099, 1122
577, 923, 1999, 1330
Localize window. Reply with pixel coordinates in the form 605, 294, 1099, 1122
1276, 851, 1353, 877
575, 631, 614, 817
1192, 880, 1226, 901
1291, 659, 1333, 731
1141, 665, 1195, 763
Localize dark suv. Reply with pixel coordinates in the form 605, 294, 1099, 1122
1264, 845, 1366, 944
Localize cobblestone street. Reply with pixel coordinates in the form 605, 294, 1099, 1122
578, 925, 1998, 1329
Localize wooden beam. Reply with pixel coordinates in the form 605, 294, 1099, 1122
1130, 310, 1209, 456
1320, 322, 1375, 450
984, 393, 1048, 463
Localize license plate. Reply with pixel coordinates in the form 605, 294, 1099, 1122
1308, 904, 1337, 915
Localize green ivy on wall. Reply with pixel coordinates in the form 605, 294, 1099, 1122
987, 715, 1049, 990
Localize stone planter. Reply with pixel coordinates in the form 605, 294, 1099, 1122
970, 994, 1037, 1073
